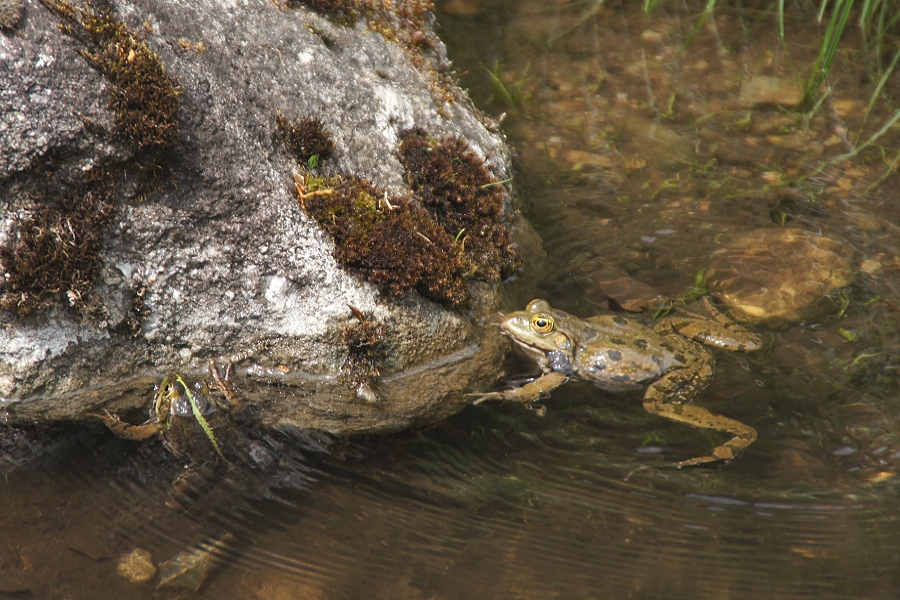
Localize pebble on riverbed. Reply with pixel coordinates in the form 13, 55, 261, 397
116, 548, 157, 584
738, 76, 804, 109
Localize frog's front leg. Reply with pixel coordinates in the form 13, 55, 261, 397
642, 368, 757, 468
92, 410, 162, 441
469, 371, 569, 406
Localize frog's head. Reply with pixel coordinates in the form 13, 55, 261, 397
153, 373, 215, 425
500, 299, 574, 367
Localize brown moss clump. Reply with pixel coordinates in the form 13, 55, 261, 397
0, 0, 24, 30
41, 0, 180, 149
0, 170, 115, 315
398, 128, 520, 283
298, 170, 471, 306
275, 113, 335, 164
294, 129, 519, 308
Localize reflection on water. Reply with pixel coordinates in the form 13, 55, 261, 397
5, 0, 900, 597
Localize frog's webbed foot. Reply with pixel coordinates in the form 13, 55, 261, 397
209, 359, 242, 411
467, 391, 505, 405
166, 468, 217, 511
672, 432, 756, 468
90, 410, 161, 441
467, 372, 569, 406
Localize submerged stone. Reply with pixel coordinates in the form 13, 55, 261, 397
738, 76, 804, 109
705, 228, 854, 326
116, 548, 156, 584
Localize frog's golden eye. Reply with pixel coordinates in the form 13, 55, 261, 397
531, 314, 554, 334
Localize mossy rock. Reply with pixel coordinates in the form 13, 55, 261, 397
0, 0, 543, 436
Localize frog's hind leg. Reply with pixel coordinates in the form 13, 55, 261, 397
166, 467, 219, 511
642, 396, 758, 467
642, 354, 757, 468
662, 298, 762, 352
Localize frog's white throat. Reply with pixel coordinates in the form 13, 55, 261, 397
507, 336, 554, 371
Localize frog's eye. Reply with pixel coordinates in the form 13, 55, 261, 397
531, 314, 555, 334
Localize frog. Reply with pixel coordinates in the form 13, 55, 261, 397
471, 298, 762, 468
93, 363, 270, 590
94, 360, 245, 467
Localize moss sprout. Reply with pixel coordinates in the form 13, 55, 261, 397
41, 0, 180, 149
0, 169, 115, 315
275, 113, 335, 164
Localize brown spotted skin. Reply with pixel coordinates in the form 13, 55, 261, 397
471, 299, 761, 467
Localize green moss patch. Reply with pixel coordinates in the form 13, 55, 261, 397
0, 170, 114, 315
41, 0, 180, 149
299, 171, 471, 306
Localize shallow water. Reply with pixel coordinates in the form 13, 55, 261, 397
5, 1, 900, 598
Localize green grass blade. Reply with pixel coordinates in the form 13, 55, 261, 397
778, 0, 785, 42
862, 47, 900, 125
801, 0, 855, 111
682, 0, 717, 49
174, 373, 227, 462
833, 108, 900, 162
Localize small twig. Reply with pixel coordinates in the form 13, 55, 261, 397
347, 304, 367, 322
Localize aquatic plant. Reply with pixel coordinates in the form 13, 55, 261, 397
800, 0, 855, 111
485, 61, 532, 111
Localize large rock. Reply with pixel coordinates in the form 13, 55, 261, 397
0, 0, 541, 433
